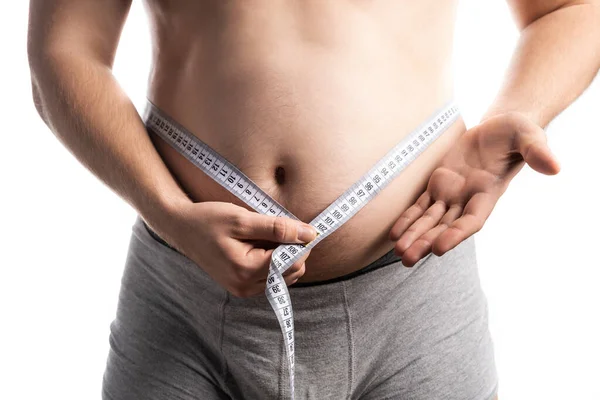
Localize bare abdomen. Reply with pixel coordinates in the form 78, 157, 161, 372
144, 2, 465, 281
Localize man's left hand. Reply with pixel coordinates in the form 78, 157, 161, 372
389, 111, 561, 267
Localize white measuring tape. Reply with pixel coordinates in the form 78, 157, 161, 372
144, 100, 460, 399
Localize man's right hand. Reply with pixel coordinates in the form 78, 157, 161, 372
148, 201, 317, 298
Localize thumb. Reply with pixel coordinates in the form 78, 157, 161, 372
514, 119, 561, 175
235, 212, 318, 244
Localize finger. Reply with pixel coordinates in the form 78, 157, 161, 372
282, 250, 310, 276
231, 211, 318, 244
432, 192, 498, 256
399, 224, 448, 267
282, 260, 303, 277
440, 203, 464, 226
398, 204, 463, 267
282, 250, 312, 277
247, 245, 311, 281
394, 200, 447, 255
283, 262, 306, 286
489, 112, 561, 175
257, 253, 309, 287
240, 247, 275, 281
389, 192, 433, 241
515, 126, 561, 175
257, 263, 307, 287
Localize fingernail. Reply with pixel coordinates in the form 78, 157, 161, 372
297, 225, 317, 242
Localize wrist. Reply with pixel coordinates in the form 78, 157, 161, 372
480, 105, 543, 128
137, 187, 192, 233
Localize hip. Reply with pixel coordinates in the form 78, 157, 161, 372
103, 213, 497, 400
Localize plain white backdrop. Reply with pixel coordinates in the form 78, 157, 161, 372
1, 1, 599, 399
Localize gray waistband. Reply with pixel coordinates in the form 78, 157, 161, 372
141, 218, 402, 287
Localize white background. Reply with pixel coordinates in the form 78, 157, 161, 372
1, 1, 599, 399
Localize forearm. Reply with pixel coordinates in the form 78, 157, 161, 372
29, 52, 191, 227
482, 2, 600, 127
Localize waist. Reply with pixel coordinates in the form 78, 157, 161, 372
147, 63, 468, 281
142, 218, 402, 287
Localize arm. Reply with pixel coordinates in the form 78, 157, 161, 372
27, 0, 190, 230
483, 0, 600, 127
389, 0, 600, 266
27, 0, 317, 295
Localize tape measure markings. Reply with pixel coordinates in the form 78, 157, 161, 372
146, 107, 300, 223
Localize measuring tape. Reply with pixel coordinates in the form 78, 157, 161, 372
144, 100, 460, 399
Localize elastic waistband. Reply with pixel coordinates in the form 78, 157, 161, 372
290, 248, 402, 288
144, 221, 179, 252
142, 219, 402, 287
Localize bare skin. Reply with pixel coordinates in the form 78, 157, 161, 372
144, 0, 467, 284
28, 0, 599, 301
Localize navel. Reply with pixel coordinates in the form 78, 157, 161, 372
275, 166, 286, 185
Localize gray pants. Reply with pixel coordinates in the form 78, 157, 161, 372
102, 215, 498, 400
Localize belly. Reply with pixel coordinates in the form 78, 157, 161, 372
144, 1, 466, 282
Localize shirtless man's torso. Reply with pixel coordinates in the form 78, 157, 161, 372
144, 0, 465, 282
